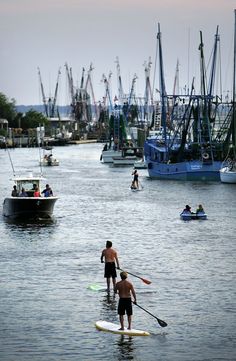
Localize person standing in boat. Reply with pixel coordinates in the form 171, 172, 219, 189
33, 187, 40, 197
132, 169, 139, 189
115, 271, 137, 330
42, 184, 53, 197
19, 188, 28, 197
11, 185, 18, 197
101, 240, 120, 292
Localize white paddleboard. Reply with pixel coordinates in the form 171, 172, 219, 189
88, 284, 107, 292
95, 320, 150, 336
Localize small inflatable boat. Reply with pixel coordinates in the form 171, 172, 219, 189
180, 211, 207, 221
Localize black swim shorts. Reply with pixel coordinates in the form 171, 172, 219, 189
104, 262, 117, 278
118, 298, 132, 316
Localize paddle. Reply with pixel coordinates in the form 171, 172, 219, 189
118, 268, 151, 285
134, 302, 167, 327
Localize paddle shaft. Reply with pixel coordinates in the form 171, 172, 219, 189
134, 303, 167, 327
119, 268, 151, 284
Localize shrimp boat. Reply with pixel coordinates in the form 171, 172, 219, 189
3, 173, 58, 219
144, 24, 230, 181
220, 10, 236, 184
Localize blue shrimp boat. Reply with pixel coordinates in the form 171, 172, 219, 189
144, 24, 231, 181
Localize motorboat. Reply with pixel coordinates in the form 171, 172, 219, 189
112, 147, 143, 167
220, 161, 236, 184
3, 173, 58, 219
39, 146, 59, 166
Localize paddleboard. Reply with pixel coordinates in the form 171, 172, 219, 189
95, 320, 150, 336
88, 284, 107, 292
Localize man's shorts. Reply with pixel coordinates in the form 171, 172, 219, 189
118, 298, 132, 316
104, 262, 117, 278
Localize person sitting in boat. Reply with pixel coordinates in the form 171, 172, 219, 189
11, 185, 19, 197
34, 187, 41, 197
47, 154, 52, 166
19, 187, 28, 197
196, 204, 204, 214
182, 205, 192, 214
132, 169, 139, 189
42, 184, 53, 197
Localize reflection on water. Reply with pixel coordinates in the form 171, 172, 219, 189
116, 335, 134, 361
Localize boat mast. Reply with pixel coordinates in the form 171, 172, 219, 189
157, 23, 167, 133
115, 56, 125, 105
232, 9, 236, 151
208, 26, 220, 97
51, 67, 61, 118
38, 67, 48, 117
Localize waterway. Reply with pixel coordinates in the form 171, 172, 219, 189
0, 144, 235, 361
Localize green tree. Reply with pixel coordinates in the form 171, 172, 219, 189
21, 109, 49, 130
0, 92, 17, 126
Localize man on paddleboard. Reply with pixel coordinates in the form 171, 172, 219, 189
101, 241, 120, 292
115, 271, 137, 330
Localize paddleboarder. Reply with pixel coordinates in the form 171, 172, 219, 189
132, 169, 139, 189
101, 241, 120, 292
115, 271, 137, 330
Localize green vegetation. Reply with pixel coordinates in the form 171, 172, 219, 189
0, 92, 48, 132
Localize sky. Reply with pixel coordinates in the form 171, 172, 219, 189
0, 0, 235, 106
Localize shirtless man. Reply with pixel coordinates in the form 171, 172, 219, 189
101, 241, 120, 292
115, 271, 137, 330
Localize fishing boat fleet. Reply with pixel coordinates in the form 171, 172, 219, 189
2, 11, 236, 223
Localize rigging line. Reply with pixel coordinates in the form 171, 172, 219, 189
38, 146, 43, 177
6, 145, 16, 177
152, 26, 158, 98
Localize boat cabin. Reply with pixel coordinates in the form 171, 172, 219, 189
12, 175, 45, 197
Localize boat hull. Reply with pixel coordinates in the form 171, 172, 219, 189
2, 197, 58, 219
146, 160, 221, 181
101, 149, 122, 163
220, 167, 236, 183
180, 212, 207, 221
39, 159, 59, 166
112, 156, 137, 166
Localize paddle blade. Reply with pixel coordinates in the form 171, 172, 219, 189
156, 318, 168, 328
141, 277, 152, 285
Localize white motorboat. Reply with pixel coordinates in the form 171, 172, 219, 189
39, 146, 59, 166
101, 148, 122, 163
112, 155, 137, 166
3, 173, 58, 219
220, 164, 236, 184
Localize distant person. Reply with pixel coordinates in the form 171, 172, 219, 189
11, 185, 18, 197
182, 205, 192, 213
101, 240, 120, 292
196, 204, 204, 214
42, 184, 53, 197
33, 187, 40, 197
115, 271, 137, 330
132, 169, 139, 189
47, 154, 52, 166
28, 183, 37, 197
19, 187, 28, 197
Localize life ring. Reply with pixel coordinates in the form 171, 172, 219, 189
202, 152, 209, 160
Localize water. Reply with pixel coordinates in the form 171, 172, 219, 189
0, 144, 236, 361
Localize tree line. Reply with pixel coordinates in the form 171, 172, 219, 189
0, 92, 48, 137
